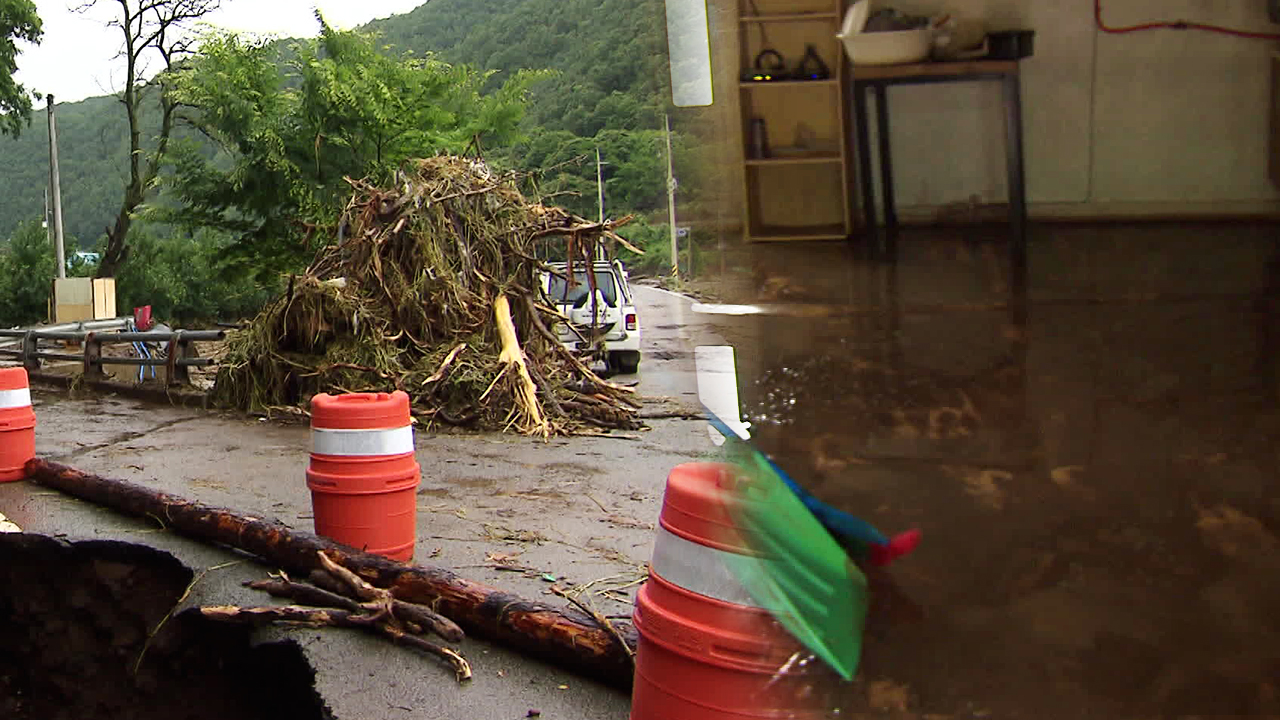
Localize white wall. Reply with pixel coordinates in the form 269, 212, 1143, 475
878, 0, 1280, 218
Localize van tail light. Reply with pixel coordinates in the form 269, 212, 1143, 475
625, 313, 637, 332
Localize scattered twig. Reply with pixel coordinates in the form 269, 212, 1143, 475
585, 493, 609, 514
135, 559, 244, 675
551, 586, 634, 664
197, 605, 472, 681
422, 343, 467, 386
247, 576, 363, 613
637, 410, 705, 420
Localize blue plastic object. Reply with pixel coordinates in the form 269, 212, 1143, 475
705, 409, 888, 550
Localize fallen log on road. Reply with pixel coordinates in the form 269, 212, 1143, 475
23, 458, 638, 691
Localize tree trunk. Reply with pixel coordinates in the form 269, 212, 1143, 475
23, 459, 638, 690
97, 195, 137, 278
95, 0, 183, 281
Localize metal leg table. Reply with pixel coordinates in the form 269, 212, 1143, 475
851, 60, 1027, 261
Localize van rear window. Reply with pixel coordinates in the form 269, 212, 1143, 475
546, 270, 618, 307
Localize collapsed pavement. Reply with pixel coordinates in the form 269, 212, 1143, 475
0, 534, 332, 720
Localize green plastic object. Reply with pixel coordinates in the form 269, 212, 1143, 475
716, 430, 868, 682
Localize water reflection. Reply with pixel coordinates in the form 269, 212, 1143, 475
733, 226, 1280, 717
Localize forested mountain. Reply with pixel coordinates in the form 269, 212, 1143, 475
0, 0, 675, 246
367, 0, 669, 138
0, 94, 132, 248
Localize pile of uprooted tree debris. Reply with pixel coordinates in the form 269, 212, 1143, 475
212, 156, 642, 435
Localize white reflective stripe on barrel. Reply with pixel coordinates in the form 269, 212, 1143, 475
311, 425, 414, 456
0, 388, 31, 409
649, 524, 764, 609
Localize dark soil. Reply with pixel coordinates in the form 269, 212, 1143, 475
0, 534, 331, 720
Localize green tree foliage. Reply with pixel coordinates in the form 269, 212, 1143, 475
0, 0, 41, 138
366, 0, 669, 138
161, 16, 540, 281
495, 125, 705, 231
365, 0, 694, 224
612, 216, 670, 275
0, 218, 54, 326
107, 225, 276, 323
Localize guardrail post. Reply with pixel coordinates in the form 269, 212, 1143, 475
165, 330, 193, 386
82, 332, 107, 380
22, 331, 39, 372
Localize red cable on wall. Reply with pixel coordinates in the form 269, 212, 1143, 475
1095, 0, 1280, 40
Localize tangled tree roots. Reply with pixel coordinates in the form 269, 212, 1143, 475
212, 156, 642, 434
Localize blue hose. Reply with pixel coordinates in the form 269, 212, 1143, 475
705, 407, 889, 548
127, 319, 156, 382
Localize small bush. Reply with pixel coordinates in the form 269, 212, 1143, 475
107, 226, 277, 325
0, 219, 57, 327
0, 221, 281, 328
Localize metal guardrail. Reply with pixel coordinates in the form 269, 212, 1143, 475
0, 317, 132, 350
0, 327, 224, 387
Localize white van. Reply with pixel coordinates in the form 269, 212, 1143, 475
541, 259, 641, 374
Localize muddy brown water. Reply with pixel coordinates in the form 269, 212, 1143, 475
727, 226, 1280, 717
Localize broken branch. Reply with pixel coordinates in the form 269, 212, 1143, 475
304, 566, 465, 643
195, 605, 472, 681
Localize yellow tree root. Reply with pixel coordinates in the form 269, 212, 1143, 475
494, 294, 548, 435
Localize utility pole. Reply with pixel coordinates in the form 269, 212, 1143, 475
47, 95, 66, 279
595, 147, 606, 225
665, 113, 678, 278
595, 148, 609, 262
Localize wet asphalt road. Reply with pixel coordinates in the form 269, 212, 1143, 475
0, 284, 732, 720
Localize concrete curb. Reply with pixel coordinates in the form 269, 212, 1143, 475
29, 371, 213, 409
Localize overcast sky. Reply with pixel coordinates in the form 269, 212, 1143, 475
15, 0, 431, 104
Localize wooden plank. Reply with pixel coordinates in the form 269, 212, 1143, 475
54, 277, 92, 304
54, 304, 95, 324
738, 0, 831, 17
92, 278, 116, 320
1271, 52, 1280, 187
750, 233, 850, 242
739, 12, 837, 22
745, 153, 843, 166
852, 59, 1018, 81
740, 78, 839, 88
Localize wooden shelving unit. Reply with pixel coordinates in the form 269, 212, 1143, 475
740, 12, 839, 22
737, 0, 855, 243
1271, 51, 1279, 187
745, 153, 842, 165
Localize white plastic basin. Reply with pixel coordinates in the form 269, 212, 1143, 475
838, 26, 932, 66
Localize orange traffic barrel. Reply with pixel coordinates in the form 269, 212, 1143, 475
0, 367, 36, 482
631, 462, 823, 719
307, 391, 420, 561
